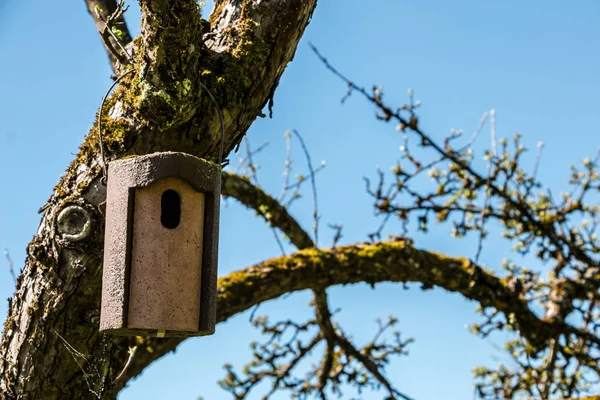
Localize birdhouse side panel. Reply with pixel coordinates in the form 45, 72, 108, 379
127, 177, 205, 332
100, 176, 135, 331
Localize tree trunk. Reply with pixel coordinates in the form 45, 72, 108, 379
0, 1, 317, 398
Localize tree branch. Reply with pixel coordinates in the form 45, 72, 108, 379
111, 240, 586, 396
335, 333, 410, 400
85, 0, 134, 73
221, 172, 314, 250
214, 242, 560, 347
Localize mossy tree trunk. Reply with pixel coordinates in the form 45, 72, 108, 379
0, 1, 316, 398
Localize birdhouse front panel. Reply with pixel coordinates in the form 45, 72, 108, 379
100, 152, 221, 337
127, 177, 205, 332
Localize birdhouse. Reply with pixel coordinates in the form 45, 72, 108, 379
99, 152, 221, 338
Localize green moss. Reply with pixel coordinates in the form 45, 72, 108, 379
208, 1, 226, 27
129, 3, 205, 131
200, 1, 273, 109
3, 315, 15, 332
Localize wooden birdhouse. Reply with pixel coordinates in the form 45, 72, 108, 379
100, 152, 221, 338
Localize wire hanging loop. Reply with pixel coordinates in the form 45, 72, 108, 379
97, 69, 135, 185
97, 72, 226, 185
198, 81, 226, 167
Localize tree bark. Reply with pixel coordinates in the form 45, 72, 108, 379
0, 1, 317, 398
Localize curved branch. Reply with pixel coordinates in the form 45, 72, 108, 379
221, 172, 314, 250
112, 240, 579, 396
215, 242, 556, 346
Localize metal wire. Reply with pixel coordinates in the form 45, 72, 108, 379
97, 69, 135, 184
97, 72, 226, 185
198, 81, 226, 166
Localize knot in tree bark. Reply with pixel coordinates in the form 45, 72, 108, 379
57, 205, 93, 242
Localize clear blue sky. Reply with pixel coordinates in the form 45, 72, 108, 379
0, 1, 599, 399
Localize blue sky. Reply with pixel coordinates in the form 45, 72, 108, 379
0, 1, 599, 399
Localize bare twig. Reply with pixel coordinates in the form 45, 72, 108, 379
279, 130, 293, 203
3, 248, 15, 282
335, 334, 413, 400
235, 138, 268, 183
329, 224, 343, 248
291, 130, 320, 247
95, 1, 133, 67
85, 0, 134, 72
458, 111, 489, 153
490, 109, 497, 157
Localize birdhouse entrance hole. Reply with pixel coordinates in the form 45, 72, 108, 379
161, 189, 181, 229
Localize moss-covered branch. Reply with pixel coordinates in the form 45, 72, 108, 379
215, 241, 557, 346
112, 240, 585, 395
134, 0, 205, 130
